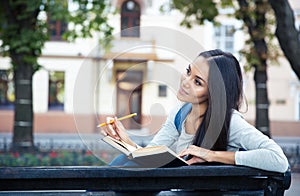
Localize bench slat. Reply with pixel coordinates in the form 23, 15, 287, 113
0, 165, 290, 195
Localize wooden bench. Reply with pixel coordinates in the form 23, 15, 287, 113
0, 165, 291, 195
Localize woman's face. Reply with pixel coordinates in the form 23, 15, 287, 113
177, 56, 209, 104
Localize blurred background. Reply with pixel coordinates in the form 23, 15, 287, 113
0, 0, 299, 195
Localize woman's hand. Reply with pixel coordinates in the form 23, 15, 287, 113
179, 145, 213, 165
100, 117, 121, 140
179, 145, 236, 165
100, 117, 137, 147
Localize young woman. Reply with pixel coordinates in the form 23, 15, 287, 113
101, 49, 289, 173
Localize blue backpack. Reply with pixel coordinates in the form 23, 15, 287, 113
174, 103, 192, 133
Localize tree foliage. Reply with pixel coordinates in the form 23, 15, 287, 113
0, 0, 114, 152
169, 0, 218, 27
169, 0, 277, 137
0, 0, 113, 70
0, 0, 48, 71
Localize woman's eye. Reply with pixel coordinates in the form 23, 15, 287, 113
195, 79, 202, 86
186, 68, 191, 75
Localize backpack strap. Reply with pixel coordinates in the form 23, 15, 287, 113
174, 103, 192, 133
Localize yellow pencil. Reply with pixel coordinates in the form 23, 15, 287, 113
97, 113, 137, 127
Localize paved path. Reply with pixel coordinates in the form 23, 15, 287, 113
286, 172, 300, 196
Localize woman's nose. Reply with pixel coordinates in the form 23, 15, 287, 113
182, 76, 191, 87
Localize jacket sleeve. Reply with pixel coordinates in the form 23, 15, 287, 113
147, 104, 182, 147
229, 111, 289, 173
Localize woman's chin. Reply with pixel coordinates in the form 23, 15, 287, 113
176, 94, 185, 102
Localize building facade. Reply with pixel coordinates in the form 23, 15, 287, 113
0, 0, 299, 137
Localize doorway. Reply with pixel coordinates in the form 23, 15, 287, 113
116, 69, 143, 129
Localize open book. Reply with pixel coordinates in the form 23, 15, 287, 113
102, 136, 188, 168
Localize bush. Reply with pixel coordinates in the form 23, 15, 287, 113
0, 150, 106, 166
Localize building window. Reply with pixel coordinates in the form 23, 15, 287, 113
275, 99, 286, 105
48, 71, 64, 110
214, 25, 235, 53
121, 0, 141, 37
158, 85, 167, 97
48, 19, 67, 41
0, 70, 14, 110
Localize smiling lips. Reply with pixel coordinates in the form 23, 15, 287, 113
179, 87, 189, 96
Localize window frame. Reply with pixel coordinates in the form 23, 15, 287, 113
0, 70, 14, 110
48, 18, 68, 41
214, 24, 235, 53
48, 71, 65, 111
120, 0, 141, 37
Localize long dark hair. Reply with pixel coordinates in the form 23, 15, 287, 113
193, 49, 243, 151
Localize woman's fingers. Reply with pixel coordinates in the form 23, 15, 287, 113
113, 118, 138, 147
99, 116, 135, 146
186, 157, 206, 165
178, 149, 188, 157
114, 117, 126, 133
179, 145, 211, 163
99, 117, 121, 140
100, 130, 107, 136
107, 118, 116, 135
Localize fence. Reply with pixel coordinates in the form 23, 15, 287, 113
0, 133, 299, 171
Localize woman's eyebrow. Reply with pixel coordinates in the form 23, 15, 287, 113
195, 75, 207, 84
188, 64, 207, 84
190, 64, 207, 84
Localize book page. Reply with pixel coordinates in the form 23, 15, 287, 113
102, 136, 136, 154
101, 137, 188, 167
133, 146, 168, 156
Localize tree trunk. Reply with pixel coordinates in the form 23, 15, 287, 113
11, 56, 36, 152
254, 68, 270, 137
269, 0, 300, 79
1, 1, 41, 152
253, 0, 270, 137
238, 0, 270, 137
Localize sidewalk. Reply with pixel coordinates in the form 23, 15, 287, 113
286, 172, 300, 196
